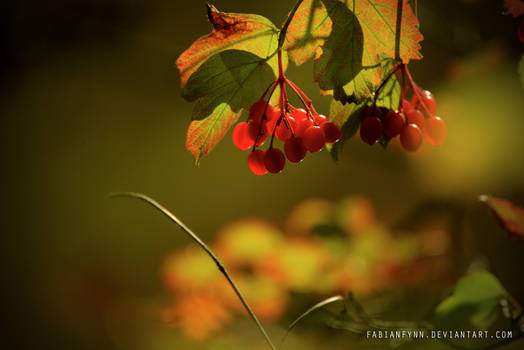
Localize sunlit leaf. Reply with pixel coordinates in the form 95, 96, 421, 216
326, 100, 364, 160
479, 195, 524, 240
176, 4, 279, 86
286, 0, 421, 102
176, 5, 284, 161
504, 0, 524, 17
285, 0, 332, 65
435, 271, 508, 329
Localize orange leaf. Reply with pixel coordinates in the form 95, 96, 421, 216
480, 195, 524, 241
176, 4, 279, 86
504, 0, 524, 17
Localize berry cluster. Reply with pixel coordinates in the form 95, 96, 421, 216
359, 63, 446, 152
232, 51, 341, 175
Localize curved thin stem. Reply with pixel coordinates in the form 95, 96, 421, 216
279, 295, 344, 349
266, 0, 304, 60
109, 192, 277, 350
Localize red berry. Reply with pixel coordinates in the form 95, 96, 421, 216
295, 117, 315, 137
314, 114, 328, 125
401, 99, 412, 113
284, 137, 307, 163
266, 109, 282, 135
383, 110, 406, 138
249, 101, 274, 123
321, 122, 341, 143
248, 150, 267, 175
232, 122, 254, 150
519, 19, 524, 44
400, 124, 423, 152
361, 106, 382, 120
412, 90, 436, 117
406, 109, 425, 130
303, 125, 326, 152
248, 121, 268, 146
360, 117, 383, 145
264, 148, 286, 174
424, 116, 447, 146
276, 116, 297, 141
290, 108, 307, 122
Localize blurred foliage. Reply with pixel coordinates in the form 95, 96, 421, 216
161, 195, 454, 340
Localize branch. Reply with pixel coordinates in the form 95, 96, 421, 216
109, 192, 276, 350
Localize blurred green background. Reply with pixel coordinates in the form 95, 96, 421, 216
3, 0, 524, 349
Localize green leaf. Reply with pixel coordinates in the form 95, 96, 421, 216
176, 5, 284, 161
435, 271, 508, 329
176, 4, 279, 86
285, 0, 332, 66
286, 0, 422, 102
182, 50, 278, 161
326, 99, 364, 160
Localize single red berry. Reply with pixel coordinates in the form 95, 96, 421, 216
303, 125, 326, 152
284, 137, 307, 163
412, 90, 436, 117
361, 106, 382, 120
264, 148, 286, 174
248, 120, 267, 146
249, 101, 274, 123
295, 117, 315, 137
290, 108, 307, 122
519, 19, 524, 44
400, 123, 423, 152
383, 110, 406, 138
248, 150, 267, 175
232, 122, 254, 150
360, 117, 383, 145
314, 114, 328, 125
265, 109, 281, 135
276, 116, 297, 141
401, 99, 412, 113
424, 116, 447, 146
406, 109, 425, 130
321, 122, 341, 143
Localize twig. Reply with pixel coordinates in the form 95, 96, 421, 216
109, 192, 277, 350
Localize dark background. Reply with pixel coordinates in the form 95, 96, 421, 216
3, 0, 524, 349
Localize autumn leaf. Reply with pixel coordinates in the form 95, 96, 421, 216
176, 5, 283, 161
176, 4, 279, 86
285, 0, 332, 66
504, 0, 524, 17
182, 50, 279, 161
479, 195, 524, 240
286, 0, 421, 102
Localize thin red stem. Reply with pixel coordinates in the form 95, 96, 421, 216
372, 63, 401, 113
403, 64, 432, 116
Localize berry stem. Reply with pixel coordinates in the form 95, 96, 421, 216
372, 63, 401, 113
402, 64, 433, 116
109, 192, 277, 350
285, 78, 318, 119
